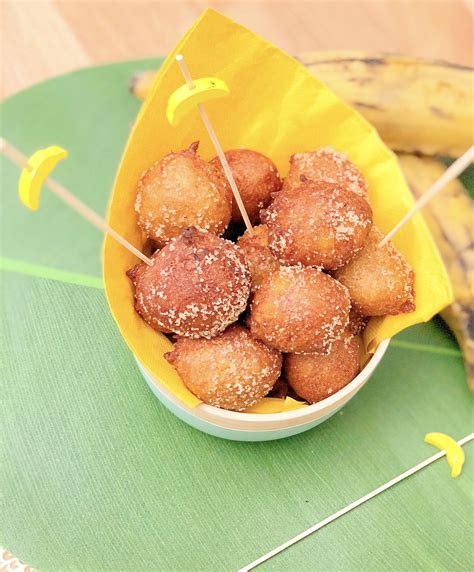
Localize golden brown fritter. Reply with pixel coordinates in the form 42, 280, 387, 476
347, 306, 369, 335
127, 227, 250, 338
236, 225, 280, 292
262, 180, 372, 270
210, 149, 281, 223
248, 266, 351, 354
284, 147, 367, 197
284, 332, 361, 403
165, 324, 282, 411
334, 226, 416, 316
135, 141, 231, 247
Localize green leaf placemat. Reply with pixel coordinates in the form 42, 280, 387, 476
1, 60, 473, 571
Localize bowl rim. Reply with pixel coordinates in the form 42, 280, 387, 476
138, 337, 391, 423
198, 338, 390, 422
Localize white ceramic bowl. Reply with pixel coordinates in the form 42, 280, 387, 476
136, 338, 390, 441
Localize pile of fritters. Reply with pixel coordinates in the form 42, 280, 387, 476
128, 143, 415, 411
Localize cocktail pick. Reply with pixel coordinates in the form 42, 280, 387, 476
379, 146, 474, 247
0, 138, 153, 266
167, 54, 253, 234
424, 432, 465, 478
240, 432, 473, 571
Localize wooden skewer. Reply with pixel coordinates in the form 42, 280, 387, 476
240, 432, 474, 571
175, 54, 254, 234
0, 138, 153, 266
379, 146, 474, 247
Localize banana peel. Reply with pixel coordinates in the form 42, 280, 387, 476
297, 52, 473, 158
128, 52, 474, 391
398, 155, 474, 390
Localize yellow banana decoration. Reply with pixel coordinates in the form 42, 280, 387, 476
424, 432, 465, 478
19, 146, 68, 210
166, 77, 230, 126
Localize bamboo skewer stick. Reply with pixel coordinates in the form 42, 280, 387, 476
379, 146, 474, 247
240, 432, 474, 571
0, 138, 153, 266
175, 54, 254, 234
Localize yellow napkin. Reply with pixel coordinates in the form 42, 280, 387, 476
103, 8, 452, 412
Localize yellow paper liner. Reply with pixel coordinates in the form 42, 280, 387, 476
103, 9, 452, 413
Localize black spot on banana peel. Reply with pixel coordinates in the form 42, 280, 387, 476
354, 101, 381, 111
347, 76, 373, 87
430, 106, 451, 120
297, 54, 473, 72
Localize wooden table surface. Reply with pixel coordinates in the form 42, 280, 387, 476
2, 0, 473, 100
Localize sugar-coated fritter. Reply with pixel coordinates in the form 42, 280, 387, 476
135, 141, 231, 247
210, 149, 281, 223
236, 225, 280, 292
284, 331, 361, 403
284, 147, 367, 197
334, 226, 415, 316
347, 307, 369, 335
262, 180, 372, 270
127, 227, 250, 338
165, 324, 282, 411
248, 266, 351, 354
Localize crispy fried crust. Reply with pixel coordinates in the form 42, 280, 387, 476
283, 147, 367, 197
248, 266, 351, 354
334, 226, 416, 316
128, 227, 251, 338
210, 149, 281, 223
236, 225, 280, 292
135, 142, 231, 247
262, 180, 372, 270
165, 324, 282, 411
347, 306, 369, 335
284, 332, 361, 403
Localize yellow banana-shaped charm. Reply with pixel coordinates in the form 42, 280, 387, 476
19, 146, 68, 210
424, 432, 465, 478
166, 77, 230, 126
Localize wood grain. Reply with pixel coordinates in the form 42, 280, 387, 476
1, 1, 473, 99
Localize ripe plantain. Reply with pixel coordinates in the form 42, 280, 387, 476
397, 154, 474, 390
128, 53, 474, 389
130, 52, 474, 158
297, 52, 473, 158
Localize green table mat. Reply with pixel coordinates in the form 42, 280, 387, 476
1, 59, 473, 571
